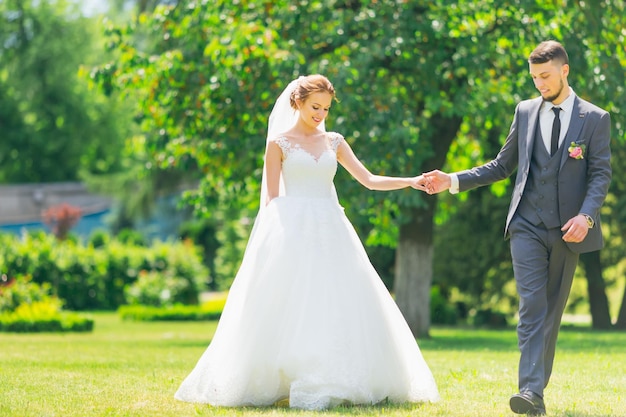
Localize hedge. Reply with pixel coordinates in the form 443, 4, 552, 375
0, 231, 209, 310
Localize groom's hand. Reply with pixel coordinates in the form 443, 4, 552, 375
422, 170, 452, 194
561, 214, 590, 243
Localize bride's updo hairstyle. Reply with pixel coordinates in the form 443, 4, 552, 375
289, 74, 336, 110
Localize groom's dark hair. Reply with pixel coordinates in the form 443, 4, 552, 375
529, 40, 569, 66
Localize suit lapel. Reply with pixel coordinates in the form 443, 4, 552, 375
523, 98, 543, 169
560, 96, 586, 167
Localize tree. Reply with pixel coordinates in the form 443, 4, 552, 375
94, 0, 626, 336
42, 203, 82, 240
426, 0, 626, 329
0, 0, 130, 183
559, 3, 626, 328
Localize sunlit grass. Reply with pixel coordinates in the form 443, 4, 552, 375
1, 313, 625, 416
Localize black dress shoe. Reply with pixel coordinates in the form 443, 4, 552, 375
509, 391, 546, 415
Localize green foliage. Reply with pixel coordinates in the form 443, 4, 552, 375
0, 231, 209, 310
91, 0, 626, 332
470, 308, 508, 329
115, 228, 147, 246
0, 0, 132, 183
0, 275, 94, 332
429, 2, 626, 323
124, 270, 194, 307
93, 0, 626, 243
179, 218, 220, 289
118, 296, 226, 321
433, 186, 515, 310
430, 285, 458, 326
0, 300, 94, 332
87, 228, 111, 248
0, 274, 53, 312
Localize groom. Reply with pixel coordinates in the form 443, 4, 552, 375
423, 40, 611, 415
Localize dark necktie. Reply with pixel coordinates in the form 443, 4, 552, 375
550, 107, 561, 156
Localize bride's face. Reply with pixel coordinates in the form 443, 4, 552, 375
298, 92, 333, 129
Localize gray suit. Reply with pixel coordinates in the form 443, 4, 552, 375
456, 94, 611, 397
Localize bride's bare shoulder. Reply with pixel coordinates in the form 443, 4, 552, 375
270, 128, 298, 142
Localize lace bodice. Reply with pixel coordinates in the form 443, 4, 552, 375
274, 132, 344, 199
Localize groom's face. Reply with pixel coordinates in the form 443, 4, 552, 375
529, 60, 570, 105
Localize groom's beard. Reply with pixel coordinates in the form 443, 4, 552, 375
542, 78, 565, 103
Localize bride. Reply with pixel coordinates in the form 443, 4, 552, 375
174, 74, 440, 410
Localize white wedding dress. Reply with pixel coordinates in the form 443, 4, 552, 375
175, 132, 440, 410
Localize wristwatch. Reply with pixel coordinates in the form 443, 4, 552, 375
582, 214, 595, 229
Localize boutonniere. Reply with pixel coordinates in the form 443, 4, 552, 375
567, 142, 586, 160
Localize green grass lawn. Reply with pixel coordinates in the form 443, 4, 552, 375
1, 313, 625, 417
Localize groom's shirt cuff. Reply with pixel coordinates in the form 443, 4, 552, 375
449, 174, 460, 194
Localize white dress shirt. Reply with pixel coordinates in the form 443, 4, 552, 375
539, 87, 575, 155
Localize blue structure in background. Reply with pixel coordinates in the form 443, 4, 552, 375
0, 182, 191, 241
0, 199, 189, 241
0, 209, 111, 238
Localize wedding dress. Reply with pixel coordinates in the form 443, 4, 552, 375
174, 132, 440, 410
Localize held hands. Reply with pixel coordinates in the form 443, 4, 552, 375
421, 170, 452, 194
414, 170, 590, 243
409, 170, 451, 194
410, 171, 452, 194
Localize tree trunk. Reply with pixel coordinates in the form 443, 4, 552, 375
615, 278, 626, 330
393, 111, 460, 339
394, 204, 435, 339
579, 251, 612, 329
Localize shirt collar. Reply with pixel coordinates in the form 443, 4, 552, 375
542, 87, 575, 114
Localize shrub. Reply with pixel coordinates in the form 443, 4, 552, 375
88, 229, 110, 248
430, 285, 459, 325
0, 276, 94, 333
118, 295, 226, 321
116, 228, 146, 246
470, 308, 509, 328
42, 203, 82, 240
124, 270, 192, 307
0, 301, 94, 332
0, 231, 209, 311
0, 274, 54, 312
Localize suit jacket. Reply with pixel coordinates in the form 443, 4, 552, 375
456, 94, 612, 254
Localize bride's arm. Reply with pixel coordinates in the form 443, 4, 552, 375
336, 137, 426, 191
264, 141, 283, 204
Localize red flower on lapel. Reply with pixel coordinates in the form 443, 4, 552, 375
567, 142, 586, 160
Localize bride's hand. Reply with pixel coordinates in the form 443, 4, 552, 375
411, 175, 430, 192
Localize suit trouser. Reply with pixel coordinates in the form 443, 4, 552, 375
509, 214, 579, 397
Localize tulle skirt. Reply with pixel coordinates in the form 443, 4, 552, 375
174, 196, 439, 410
